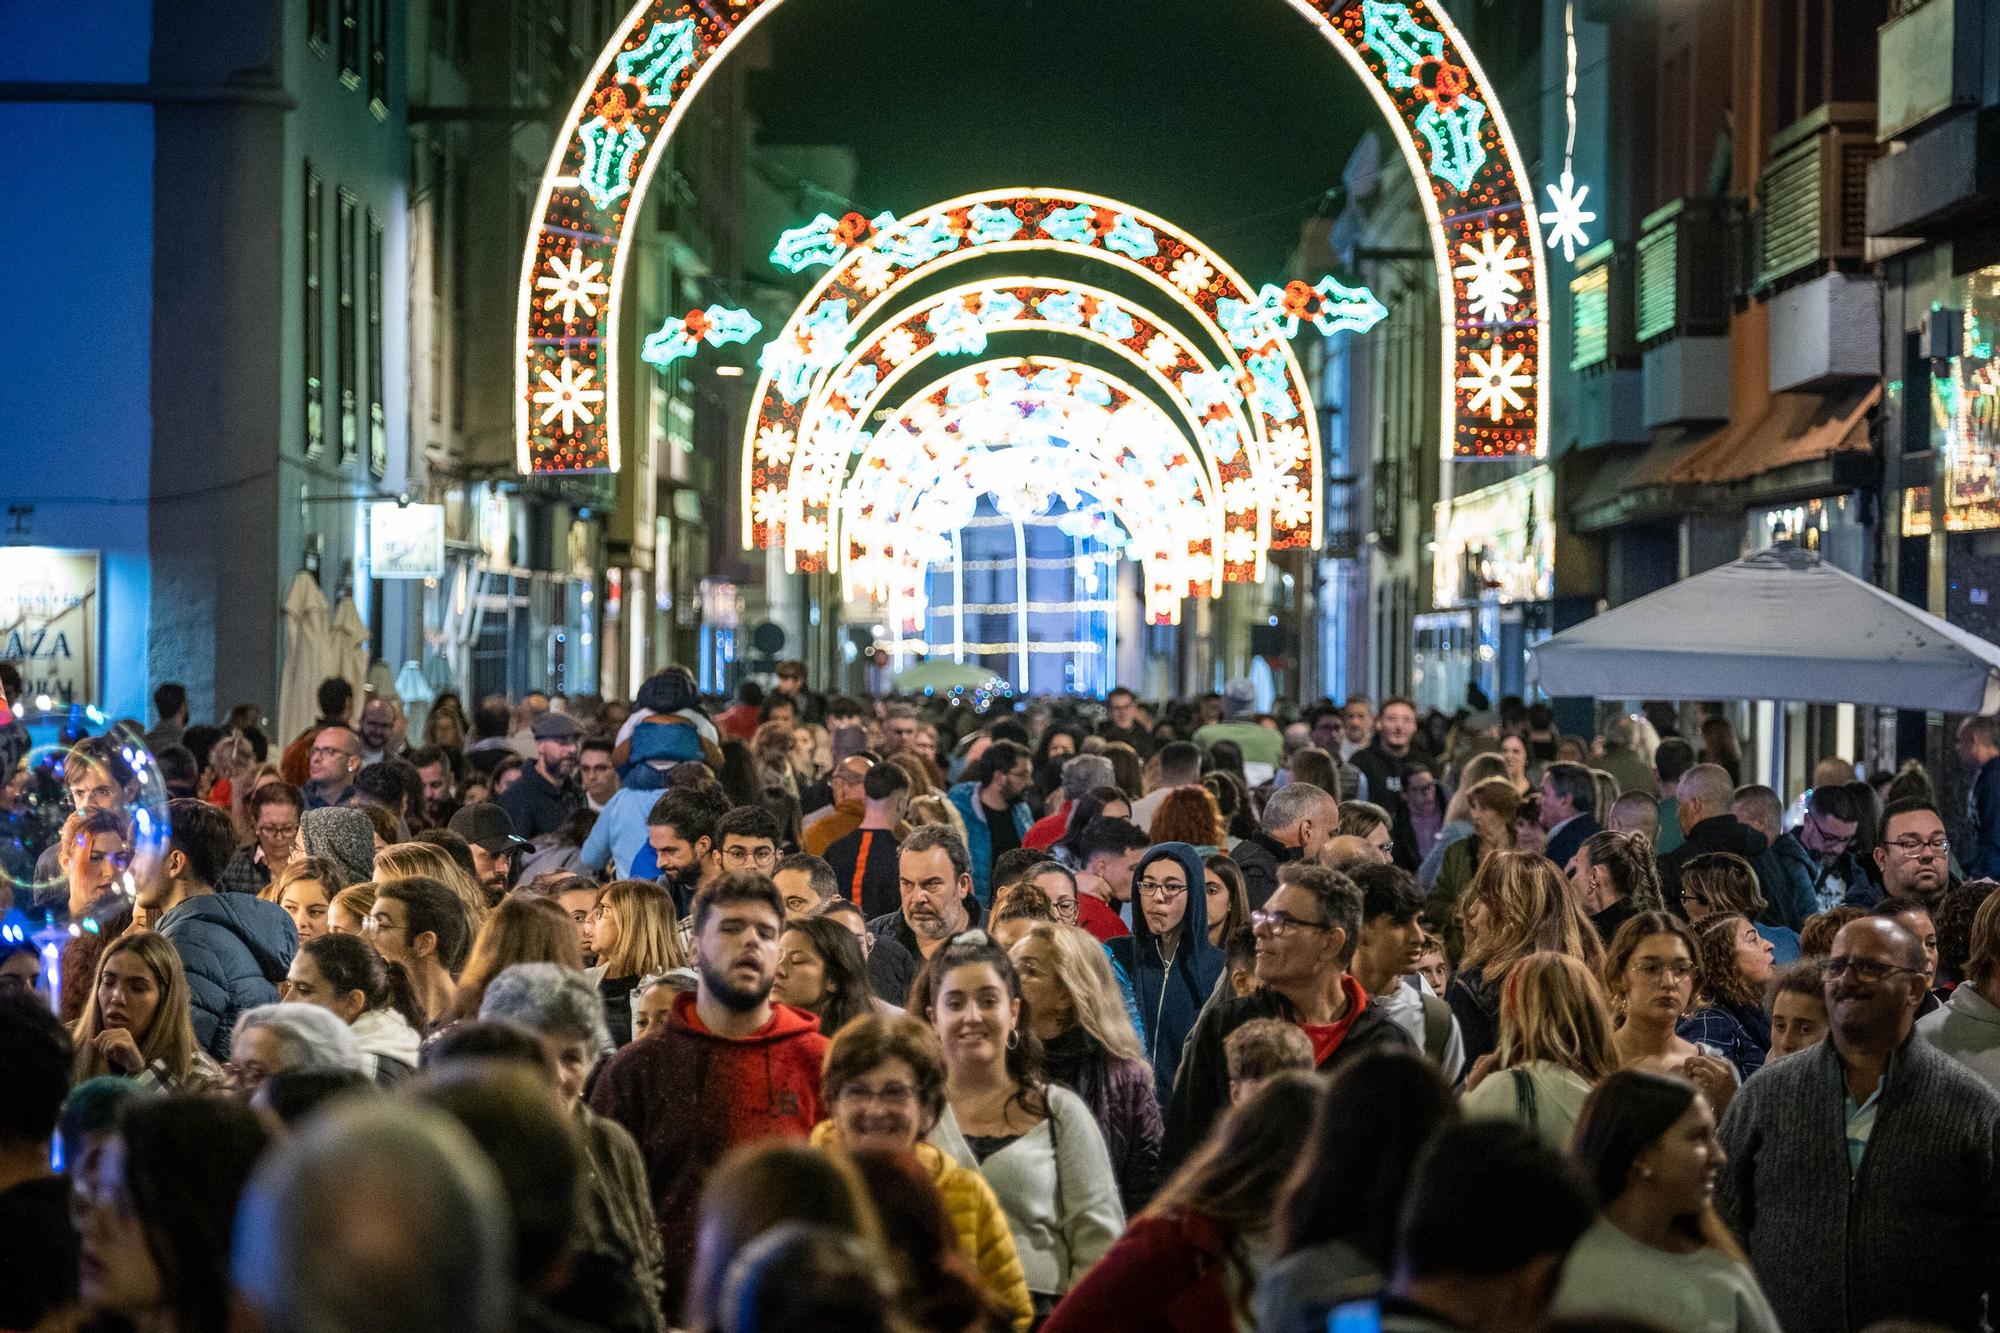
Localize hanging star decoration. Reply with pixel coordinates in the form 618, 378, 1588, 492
640, 305, 762, 368
1542, 169, 1596, 262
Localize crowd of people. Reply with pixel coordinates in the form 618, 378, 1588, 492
1, 664, 1998, 1333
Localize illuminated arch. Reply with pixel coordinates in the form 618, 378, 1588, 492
740, 188, 1330, 555
761, 276, 1282, 580
840, 358, 1225, 615
518, 2, 1547, 479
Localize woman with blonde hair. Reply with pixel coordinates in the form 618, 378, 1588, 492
374, 840, 487, 930
1459, 952, 1618, 1147
1417, 754, 1512, 889
1444, 850, 1604, 1065
589, 877, 687, 1046
448, 893, 584, 1023
1145, 786, 1224, 852
328, 881, 377, 935
71, 931, 220, 1090
1424, 778, 1524, 960
1010, 921, 1162, 1212
907, 791, 971, 848
1554, 1070, 1779, 1331
263, 856, 347, 944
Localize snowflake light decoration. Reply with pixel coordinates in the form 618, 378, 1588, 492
1453, 230, 1529, 323
1459, 347, 1532, 421
537, 247, 608, 322
532, 359, 605, 434
1169, 253, 1216, 294
1542, 170, 1596, 262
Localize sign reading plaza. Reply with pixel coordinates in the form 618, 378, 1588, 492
0, 547, 100, 708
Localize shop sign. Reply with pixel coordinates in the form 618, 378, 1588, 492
369, 503, 445, 579
0, 548, 99, 706
1433, 467, 1553, 607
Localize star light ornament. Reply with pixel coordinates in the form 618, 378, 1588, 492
1542, 167, 1597, 262
1459, 347, 1533, 422
537, 248, 609, 322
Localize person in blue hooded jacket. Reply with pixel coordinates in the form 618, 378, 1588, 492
1109, 842, 1224, 1103
141, 799, 297, 1060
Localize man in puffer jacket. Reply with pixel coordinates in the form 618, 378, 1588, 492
142, 799, 297, 1059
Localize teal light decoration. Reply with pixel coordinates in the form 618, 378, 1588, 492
578, 117, 649, 209
1361, 0, 1444, 89
1103, 213, 1159, 260
875, 219, 959, 267
759, 299, 853, 401
1215, 277, 1388, 349
967, 204, 1024, 246
770, 211, 897, 272
1040, 205, 1098, 246
1246, 352, 1300, 422
614, 19, 696, 100
640, 304, 762, 369
1416, 98, 1488, 193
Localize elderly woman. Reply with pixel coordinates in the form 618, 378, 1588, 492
228, 1002, 365, 1099
480, 961, 666, 1332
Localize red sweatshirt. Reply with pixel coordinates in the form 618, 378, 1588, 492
588, 992, 828, 1315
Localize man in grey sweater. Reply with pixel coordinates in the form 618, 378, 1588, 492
1717, 916, 2000, 1332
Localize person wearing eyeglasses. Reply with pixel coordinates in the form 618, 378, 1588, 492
1160, 863, 1411, 1170
1602, 913, 1738, 1115
1718, 915, 2000, 1332
711, 803, 783, 880
1854, 798, 1957, 914
1108, 843, 1224, 1105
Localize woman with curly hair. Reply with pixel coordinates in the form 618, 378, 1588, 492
1680, 851, 1800, 964
1144, 785, 1224, 852
1678, 913, 1775, 1081
1442, 850, 1604, 1065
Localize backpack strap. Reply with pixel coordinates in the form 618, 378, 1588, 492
1418, 990, 1452, 1064
1510, 1067, 1539, 1131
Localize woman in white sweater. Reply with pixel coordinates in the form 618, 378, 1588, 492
1459, 951, 1618, 1148
1553, 1069, 1780, 1332
916, 930, 1124, 1317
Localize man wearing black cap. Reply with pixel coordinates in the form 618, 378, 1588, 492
498, 712, 585, 840
449, 803, 529, 903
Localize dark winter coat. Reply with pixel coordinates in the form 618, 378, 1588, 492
1656, 814, 1786, 917
1160, 983, 1412, 1169
155, 890, 297, 1059
1109, 844, 1224, 1104
1226, 829, 1296, 909
1041, 1026, 1164, 1214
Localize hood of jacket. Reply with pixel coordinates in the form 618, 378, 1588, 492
1114, 842, 1224, 1093
666, 989, 823, 1045
158, 891, 295, 983
349, 1006, 422, 1068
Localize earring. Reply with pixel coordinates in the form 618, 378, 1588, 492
1006, 1028, 1020, 1050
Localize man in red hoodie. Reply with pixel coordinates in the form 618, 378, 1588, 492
588, 871, 828, 1319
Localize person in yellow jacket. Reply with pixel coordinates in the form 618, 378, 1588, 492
813, 1013, 1034, 1330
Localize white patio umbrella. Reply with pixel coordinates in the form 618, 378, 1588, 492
327, 595, 372, 707
277, 572, 330, 744
1530, 546, 2000, 714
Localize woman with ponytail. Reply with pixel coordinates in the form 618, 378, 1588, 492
282, 931, 424, 1082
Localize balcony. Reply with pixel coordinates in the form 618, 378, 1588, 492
1635, 198, 1736, 346
1568, 241, 1645, 448
1752, 104, 1880, 294
1324, 474, 1362, 559
1877, 0, 1981, 141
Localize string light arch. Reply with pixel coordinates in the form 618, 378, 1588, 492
517, 1, 1548, 479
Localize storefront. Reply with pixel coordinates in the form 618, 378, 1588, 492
1417, 466, 1554, 711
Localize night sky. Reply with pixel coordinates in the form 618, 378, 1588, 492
745, 0, 1374, 283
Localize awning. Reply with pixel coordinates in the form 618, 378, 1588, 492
1660, 383, 1878, 484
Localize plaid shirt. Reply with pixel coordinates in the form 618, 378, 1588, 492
1676, 1005, 1764, 1081
215, 844, 271, 896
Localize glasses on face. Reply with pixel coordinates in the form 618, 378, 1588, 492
722, 845, 779, 868
1824, 956, 1928, 984
1888, 836, 1950, 857
1630, 959, 1696, 982
1804, 812, 1854, 849
836, 1081, 917, 1106
1135, 879, 1187, 901
1050, 898, 1078, 922
1251, 909, 1330, 936
257, 822, 300, 840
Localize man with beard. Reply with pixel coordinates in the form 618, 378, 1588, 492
1852, 798, 1955, 912
644, 789, 727, 913
497, 712, 584, 841
946, 739, 1035, 906
589, 873, 827, 1319
1718, 916, 2000, 1331
447, 804, 528, 904
865, 826, 982, 991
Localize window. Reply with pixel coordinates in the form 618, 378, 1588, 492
339, 0, 361, 88
367, 211, 386, 476
309, 0, 330, 51
367, 0, 389, 116
305, 164, 325, 458
338, 190, 358, 462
